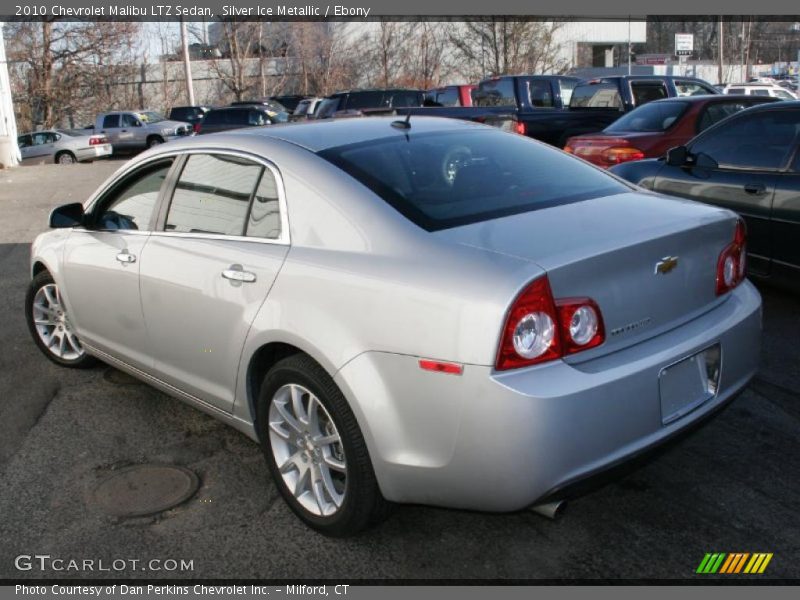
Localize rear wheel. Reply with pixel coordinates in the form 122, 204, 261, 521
146, 136, 164, 148
256, 354, 390, 536
55, 151, 76, 165
25, 272, 96, 368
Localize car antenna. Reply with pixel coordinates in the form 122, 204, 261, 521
391, 111, 411, 130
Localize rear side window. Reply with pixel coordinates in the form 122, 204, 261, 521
345, 92, 386, 110
697, 101, 764, 132
605, 101, 688, 133
528, 80, 554, 108
166, 154, 262, 235
474, 79, 517, 107
753, 89, 771, 96
203, 111, 225, 125
569, 83, 622, 109
675, 80, 717, 96
630, 81, 668, 106
390, 91, 423, 108
727, 88, 746, 94
428, 88, 459, 107
102, 115, 120, 128
246, 171, 282, 239
315, 97, 340, 119
319, 129, 627, 231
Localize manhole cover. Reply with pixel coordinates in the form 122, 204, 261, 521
92, 465, 199, 518
103, 368, 141, 386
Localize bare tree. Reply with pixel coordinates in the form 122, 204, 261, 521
289, 22, 363, 96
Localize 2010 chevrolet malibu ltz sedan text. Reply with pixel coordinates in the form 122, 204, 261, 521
25, 117, 761, 536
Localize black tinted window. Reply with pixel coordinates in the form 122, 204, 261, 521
570, 83, 622, 109
606, 101, 688, 133
691, 110, 800, 170
95, 160, 173, 231
429, 88, 460, 107
390, 91, 423, 108
474, 79, 516, 107
166, 154, 262, 235
630, 81, 668, 106
319, 130, 627, 231
246, 170, 282, 239
697, 100, 766, 132
529, 80, 554, 108
316, 98, 340, 119
102, 115, 120, 128
674, 80, 717, 96
345, 92, 386, 110
121, 114, 139, 127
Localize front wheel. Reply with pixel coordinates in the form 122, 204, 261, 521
256, 354, 390, 536
25, 272, 96, 368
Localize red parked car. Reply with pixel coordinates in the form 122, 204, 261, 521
564, 95, 778, 168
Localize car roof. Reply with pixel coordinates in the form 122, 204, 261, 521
645, 94, 778, 104
232, 115, 490, 152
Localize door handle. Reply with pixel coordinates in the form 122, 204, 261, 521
222, 266, 256, 283
744, 183, 767, 195
116, 251, 136, 264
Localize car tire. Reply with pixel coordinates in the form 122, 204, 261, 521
146, 136, 164, 148
25, 271, 97, 368
256, 354, 391, 536
55, 151, 76, 165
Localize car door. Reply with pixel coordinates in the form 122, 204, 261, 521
139, 151, 290, 413
99, 114, 123, 148
17, 134, 34, 163
653, 109, 796, 276
120, 113, 144, 148
25, 131, 56, 162
60, 157, 177, 370
771, 116, 800, 277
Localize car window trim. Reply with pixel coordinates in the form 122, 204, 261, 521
151, 148, 290, 246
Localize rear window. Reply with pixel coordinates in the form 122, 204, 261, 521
318, 130, 627, 231
570, 83, 622, 109
474, 79, 517, 107
605, 101, 688, 133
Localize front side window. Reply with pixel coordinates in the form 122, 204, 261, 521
165, 154, 262, 236
675, 80, 717, 96
319, 129, 628, 231
121, 114, 140, 127
474, 79, 517, 107
697, 100, 764, 132
569, 82, 622, 109
346, 92, 386, 110
529, 80, 554, 108
94, 160, 174, 231
630, 81, 669, 106
690, 110, 800, 170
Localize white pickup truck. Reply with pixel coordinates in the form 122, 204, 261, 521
94, 110, 192, 152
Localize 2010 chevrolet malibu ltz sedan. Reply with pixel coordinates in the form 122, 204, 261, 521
25, 117, 761, 536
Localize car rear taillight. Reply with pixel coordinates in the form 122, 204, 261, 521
600, 146, 645, 165
514, 120, 526, 135
716, 219, 748, 296
88, 136, 107, 145
495, 276, 605, 370
193, 122, 201, 134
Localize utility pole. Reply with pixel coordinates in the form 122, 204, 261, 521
627, 18, 632, 75
718, 17, 724, 85
180, 18, 195, 106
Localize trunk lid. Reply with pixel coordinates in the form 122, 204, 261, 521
436, 191, 738, 359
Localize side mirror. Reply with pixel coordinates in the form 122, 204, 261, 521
133, 120, 142, 127
49, 203, 84, 228
665, 145, 688, 166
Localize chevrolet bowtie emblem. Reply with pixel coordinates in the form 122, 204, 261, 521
655, 256, 679, 275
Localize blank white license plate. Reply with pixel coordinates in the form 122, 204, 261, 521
659, 344, 721, 425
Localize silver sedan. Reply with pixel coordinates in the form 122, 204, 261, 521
17, 129, 112, 165
25, 117, 761, 536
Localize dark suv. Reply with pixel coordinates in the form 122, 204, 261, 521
196, 106, 280, 135
168, 106, 211, 128
314, 89, 425, 119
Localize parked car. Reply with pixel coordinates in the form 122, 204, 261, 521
314, 89, 425, 119
27, 117, 761, 535
93, 111, 192, 152
292, 97, 323, 121
722, 83, 798, 101
564, 95, 778, 168
17, 129, 112, 165
168, 105, 211, 129
399, 75, 720, 147
196, 105, 282, 134
424, 85, 477, 107
610, 101, 800, 290
229, 100, 290, 122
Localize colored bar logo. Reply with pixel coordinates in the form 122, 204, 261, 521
696, 553, 773, 574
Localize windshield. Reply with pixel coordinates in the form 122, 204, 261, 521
605, 101, 689, 133
138, 111, 166, 123
319, 129, 627, 231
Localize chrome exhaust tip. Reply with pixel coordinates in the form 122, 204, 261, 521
530, 500, 566, 519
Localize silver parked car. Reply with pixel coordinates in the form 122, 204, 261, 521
17, 129, 113, 165
26, 117, 761, 536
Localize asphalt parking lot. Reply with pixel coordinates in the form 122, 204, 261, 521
0, 159, 798, 581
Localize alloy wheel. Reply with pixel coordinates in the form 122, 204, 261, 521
31, 283, 84, 361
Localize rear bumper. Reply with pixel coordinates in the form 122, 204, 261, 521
75, 145, 113, 161
334, 281, 762, 511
